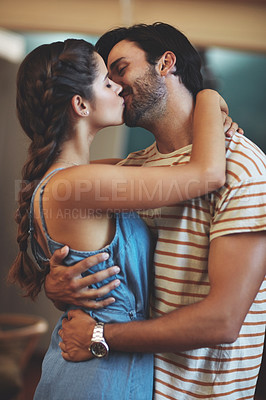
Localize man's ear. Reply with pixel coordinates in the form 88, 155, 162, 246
71, 95, 90, 117
158, 51, 176, 76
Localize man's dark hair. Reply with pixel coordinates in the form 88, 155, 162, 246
96, 22, 203, 98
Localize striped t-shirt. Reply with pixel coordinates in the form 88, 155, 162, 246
119, 133, 266, 399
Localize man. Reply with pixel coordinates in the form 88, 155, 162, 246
45, 23, 266, 399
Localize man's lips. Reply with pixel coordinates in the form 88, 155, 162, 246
121, 92, 132, 105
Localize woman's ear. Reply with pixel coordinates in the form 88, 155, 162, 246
71, 95, 90, 117
157, 51, 176, 76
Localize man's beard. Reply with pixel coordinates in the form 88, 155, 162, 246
123, 66, 167, 128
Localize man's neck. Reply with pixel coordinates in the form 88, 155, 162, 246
153, 116, 193, 154
141, 83, 195, 154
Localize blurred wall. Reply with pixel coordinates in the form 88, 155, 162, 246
0, 0, 266, 52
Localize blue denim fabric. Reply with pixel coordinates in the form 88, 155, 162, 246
30, 169, 154, 400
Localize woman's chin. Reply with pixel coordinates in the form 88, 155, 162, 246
114, 116, 125, 126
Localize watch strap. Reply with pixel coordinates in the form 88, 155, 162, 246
92, 322, 105, 341
89, 322, 109, 358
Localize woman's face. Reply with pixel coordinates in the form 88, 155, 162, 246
89, 53, 124, 129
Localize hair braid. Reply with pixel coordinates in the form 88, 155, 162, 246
9, 39, 97, 299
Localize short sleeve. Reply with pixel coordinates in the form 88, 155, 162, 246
209, 134, 266, 241
210, 178, 266, 241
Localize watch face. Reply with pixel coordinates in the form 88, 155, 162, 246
91, 341, 108, 358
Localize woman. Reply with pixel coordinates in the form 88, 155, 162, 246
9, 39, 229, 399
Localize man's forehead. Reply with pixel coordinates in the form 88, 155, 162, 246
107, 40, 146, 69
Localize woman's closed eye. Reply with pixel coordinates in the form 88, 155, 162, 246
106, 79, 112, 88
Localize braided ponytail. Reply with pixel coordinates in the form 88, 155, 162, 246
8, 39, 97, 299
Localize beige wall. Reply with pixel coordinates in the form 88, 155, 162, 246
0, 0, 266, 52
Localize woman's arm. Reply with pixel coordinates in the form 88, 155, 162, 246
90, 158, 122, 165
50, 89, 226, 212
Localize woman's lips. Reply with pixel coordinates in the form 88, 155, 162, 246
122, 93, 131, 105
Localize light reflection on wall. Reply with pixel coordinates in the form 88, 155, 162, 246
22, 31, 98, 54
205, 47, 266, 152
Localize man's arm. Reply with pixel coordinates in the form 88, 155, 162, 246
45, 125, 244, 311
59, 231, 265, 360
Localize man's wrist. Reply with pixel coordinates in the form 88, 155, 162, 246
89, 322, 109, 358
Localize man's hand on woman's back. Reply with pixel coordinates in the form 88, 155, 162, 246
45, 246, 121, 310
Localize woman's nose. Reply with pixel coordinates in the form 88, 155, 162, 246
115, 82, 123, 95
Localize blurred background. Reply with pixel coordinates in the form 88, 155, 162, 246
0, 0, 265, 399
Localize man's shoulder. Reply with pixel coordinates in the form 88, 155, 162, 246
210, 134, 266, 240
225, 133, 265, 183
119, 142, 156, 166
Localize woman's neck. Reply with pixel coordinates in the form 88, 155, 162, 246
55, 123, 95, 166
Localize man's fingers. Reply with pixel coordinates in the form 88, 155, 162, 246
82, 267, 120, 288
61, 352, 72, 361
66, 296, 117, 309
46, 250, 121, 308
68, 278, 121, 308
61, 318, 68, 328
80, 277, 120, 297
50, 246, 69, 267
67, 309, 85, 320
59, 341, 66, 352
81, 297, 117, 309
60, 350, 93, 362
71, 266, 121, 291
50, 249, 111, 277
65, 253, 111, 279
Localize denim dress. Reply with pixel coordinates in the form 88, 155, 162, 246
30, 169, 154, 400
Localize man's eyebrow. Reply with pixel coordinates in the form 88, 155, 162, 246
109, 57, 126, 72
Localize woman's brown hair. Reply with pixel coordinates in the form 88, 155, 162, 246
8, 39, 97, 299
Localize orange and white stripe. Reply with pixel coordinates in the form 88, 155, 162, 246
120, 133, 266, 399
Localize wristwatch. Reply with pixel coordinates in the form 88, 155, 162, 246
89, 322, 109, 358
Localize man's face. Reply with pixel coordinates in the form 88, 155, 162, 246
107, 40, 167, 127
